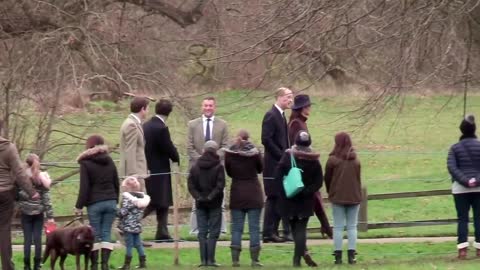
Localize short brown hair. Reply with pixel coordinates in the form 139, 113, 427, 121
203, 96, 216, 103
275, 87, 292, 98
155, 99, 173, 116
130, 97, 149, 113
86, 135, 105, 149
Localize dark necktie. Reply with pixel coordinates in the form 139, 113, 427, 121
205, 118, 211, 141
282, 112, 290, 147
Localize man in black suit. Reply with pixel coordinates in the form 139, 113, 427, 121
143, 99, 180, 241
261, 87, 294, 243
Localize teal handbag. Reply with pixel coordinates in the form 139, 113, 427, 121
283, 152, 304, 198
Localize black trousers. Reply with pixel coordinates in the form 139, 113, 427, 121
0, 190, 15, 270
144, 205, 170, 239
453, 193, 480, 245
289, 217, 310, 261
263, 196, 290, 237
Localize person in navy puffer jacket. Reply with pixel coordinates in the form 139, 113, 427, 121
447, 114, 480, 259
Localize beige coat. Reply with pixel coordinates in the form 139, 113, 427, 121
0, 137, 35, 196
119, 115, 148, 188
187, 116, 229, 168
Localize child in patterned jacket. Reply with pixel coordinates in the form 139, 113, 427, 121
17, 153, 54, 270
118, 176, 151, 270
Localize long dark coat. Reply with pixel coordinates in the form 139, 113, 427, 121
275, 149, 323, 219
288, 114, 333, 238
143, 116, 180, 208
261, 105, 289, 197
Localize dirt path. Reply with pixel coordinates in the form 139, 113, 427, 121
12, 236, 461, 251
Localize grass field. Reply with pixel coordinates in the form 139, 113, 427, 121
13, 241, 480, 269
20, 90, 480, 239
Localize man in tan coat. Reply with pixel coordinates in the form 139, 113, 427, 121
0, 121, 39, 270
187, 97, 229, 235
119, 97, 149, 189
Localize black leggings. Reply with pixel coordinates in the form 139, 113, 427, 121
21, 214, 44, 260
289, 217, 310, 260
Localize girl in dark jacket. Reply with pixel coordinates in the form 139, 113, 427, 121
447, 114, 480, 259
18, 154, 54, 270
75, 135, 119, 270
276, 131, 323, 268
188, 140, 226, 267
325, 132, 362, 264
224, 130, 263, 267
118, 176, 151, 269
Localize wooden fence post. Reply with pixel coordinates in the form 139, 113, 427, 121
173, 163, 181, 266
358, 187, 368, 232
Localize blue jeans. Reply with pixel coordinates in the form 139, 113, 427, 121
231, 209, 261, 248
332, 203, 360, 251
453, 193, 480, 246
125, 233, 145, 257
231, 208, 262, 247
197, 207, 222, 241
21, 214, 44, 260
87, 200, 117, 243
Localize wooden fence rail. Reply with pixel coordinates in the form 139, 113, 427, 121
13, 188, 456, 233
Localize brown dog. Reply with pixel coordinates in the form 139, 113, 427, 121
42, 225, 95, 270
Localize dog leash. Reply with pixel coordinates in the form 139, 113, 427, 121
63, 214, 84, 228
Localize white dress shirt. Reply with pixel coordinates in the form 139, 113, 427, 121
155, 115, 166, 124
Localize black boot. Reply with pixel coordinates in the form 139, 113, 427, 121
136, 255, 146, 269
23, 257, 31, 270
33, 257, 41, 270
90, 250, 99, 270
293, 255, 301, 268
333, 250, 342, 265
118, 256, 132, 270
250, 246, 263, 267
101, 248, 112, 270
230, 245, 241, 267
207, 239, 220, 267
198, 239, 208, 267
347, 249, 357, 264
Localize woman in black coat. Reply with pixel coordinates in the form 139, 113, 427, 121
275, 130, 323, 267
75, 135, 119, 270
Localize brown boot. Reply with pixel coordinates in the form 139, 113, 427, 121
136, 255, 146, 269
118, 256, 132, 270
303, 250, 317, 267
458, 248, 468, 259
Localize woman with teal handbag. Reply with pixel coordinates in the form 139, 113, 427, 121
275, 130, 323, 267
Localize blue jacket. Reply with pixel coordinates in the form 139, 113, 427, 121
447, 138, 480, 187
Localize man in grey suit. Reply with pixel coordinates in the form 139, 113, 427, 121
187, 97, 229, 235
119, 97, 149, 189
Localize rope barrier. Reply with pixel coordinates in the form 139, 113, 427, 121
49, 175, 450, 185
39, 150, 450, 166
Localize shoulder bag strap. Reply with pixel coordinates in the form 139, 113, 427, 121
290, 150, 297, 168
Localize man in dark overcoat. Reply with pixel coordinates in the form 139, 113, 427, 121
143, 99, 180, 241
261, 87, 293, 243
